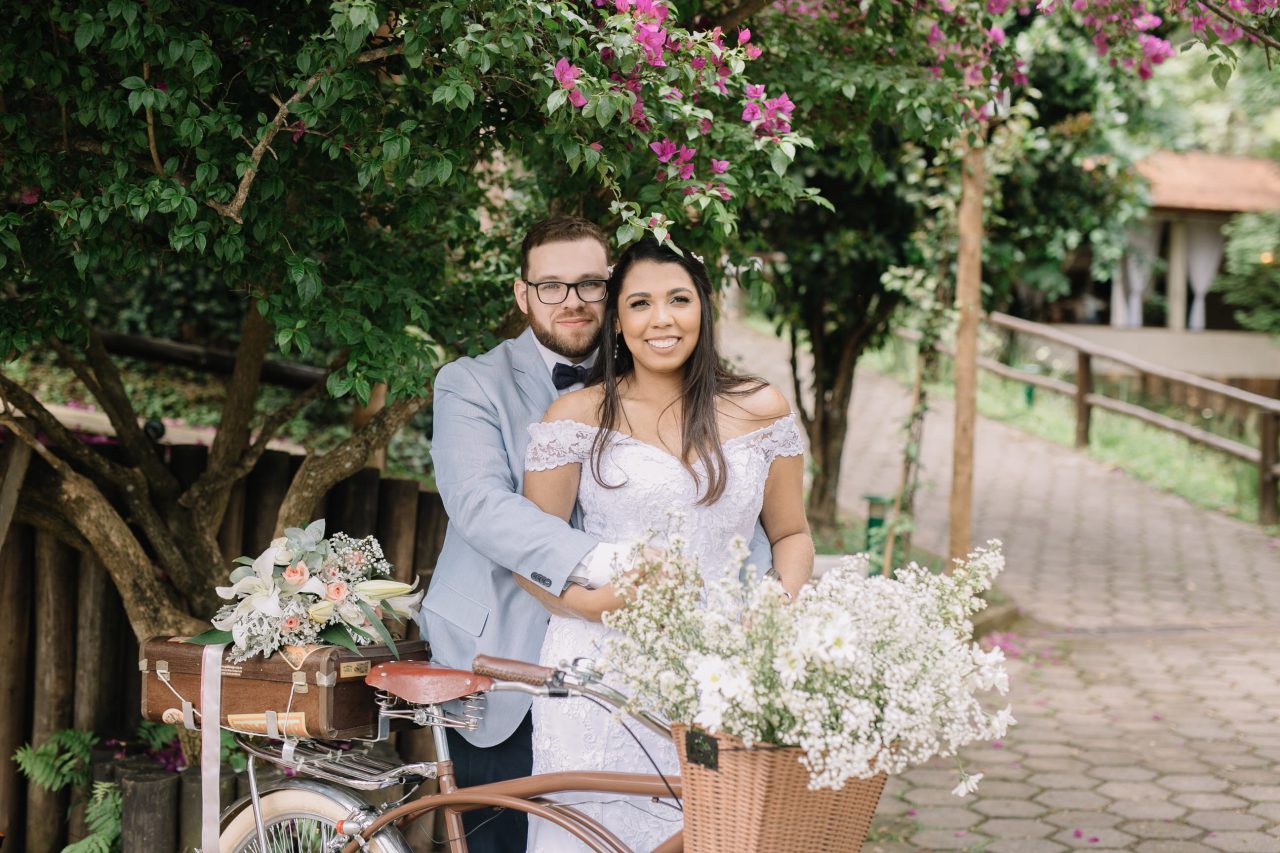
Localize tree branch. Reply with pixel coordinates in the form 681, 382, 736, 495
207, 43, 406, 225
4, 420, 203, 639
1197, 0, 1280, 51
81, 324, 181, 501
0, 371, 130, 489
274, 393, 430, 536
194, 305, 272, 537
180, 361, 333, 512
143, 63, 164, 175
788, 323, 813, 434
716, 0, 776, 30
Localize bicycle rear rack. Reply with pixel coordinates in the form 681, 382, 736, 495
237, 736, 437, 791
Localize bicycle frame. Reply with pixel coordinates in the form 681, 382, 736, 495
232, 663, 687, 853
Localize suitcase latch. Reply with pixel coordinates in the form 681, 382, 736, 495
291, 671, 309, 694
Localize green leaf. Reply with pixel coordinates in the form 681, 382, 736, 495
546, 88, 568, 114
1211, 63, 1232, 90
355, 599, 399, 658
74, 23, 98, 52
120, 76, 147, 91
770, 147, 790, 177
318, 624, 359, 654
186, 629, 233, 645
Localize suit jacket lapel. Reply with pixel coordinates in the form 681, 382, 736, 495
511, 328, 556, 414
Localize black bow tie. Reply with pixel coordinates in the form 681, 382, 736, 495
552, 362, 589, 390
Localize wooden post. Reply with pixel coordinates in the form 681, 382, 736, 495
328, 467, 381, 538
414, 491, 448, 589
378, 478, 421, 587
1261, 411, 1279, 527
119, 769, 180, 853
0, 424, 32, 554
948, 141, 985, 564
1076, 352, 1093, 449
217, 479, 247, 564
353, 383, 389, 470
0, 525, 33, 851
243, 450, 293, 555
27, 532, 77, 853
69, 552, 123, 841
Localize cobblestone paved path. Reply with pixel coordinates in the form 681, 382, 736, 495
720, 319, 1280, 852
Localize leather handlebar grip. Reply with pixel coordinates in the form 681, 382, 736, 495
471, 654, 556, 686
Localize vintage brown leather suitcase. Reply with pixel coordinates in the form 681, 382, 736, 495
140, 636, 431, 739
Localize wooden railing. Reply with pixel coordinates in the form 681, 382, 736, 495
905, 312, 1280, 525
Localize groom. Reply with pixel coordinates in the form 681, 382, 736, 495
418, 215, 627, 852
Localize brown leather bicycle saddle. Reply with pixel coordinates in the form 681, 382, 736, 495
365, 661, 495, 704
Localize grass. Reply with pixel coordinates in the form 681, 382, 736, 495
863, 337, 1266, 525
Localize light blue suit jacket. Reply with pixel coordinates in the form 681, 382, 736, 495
417, 328, 772, 747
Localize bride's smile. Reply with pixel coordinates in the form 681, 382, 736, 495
618, 259, 702, 374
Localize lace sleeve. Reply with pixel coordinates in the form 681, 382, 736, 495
525, 420, 597, 472
762, 413, 805, 463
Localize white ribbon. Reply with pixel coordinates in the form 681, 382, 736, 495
200, 643, 226, 853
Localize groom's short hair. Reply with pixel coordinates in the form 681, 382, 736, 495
520, 216, 610, 280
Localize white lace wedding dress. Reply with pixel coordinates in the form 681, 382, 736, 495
523, 414, 804, 853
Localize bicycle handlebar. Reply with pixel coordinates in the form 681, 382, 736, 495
471, 654, 557, 686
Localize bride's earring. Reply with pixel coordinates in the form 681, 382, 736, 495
613, 325, 621, 361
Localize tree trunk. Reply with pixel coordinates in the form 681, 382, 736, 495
949, 142, 985, 564
26, 532, 77, 853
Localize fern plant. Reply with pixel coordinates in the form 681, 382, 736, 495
12, 729, 97, 792
63, 782, 122, 853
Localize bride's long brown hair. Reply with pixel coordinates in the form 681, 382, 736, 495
587, 237, 765, 505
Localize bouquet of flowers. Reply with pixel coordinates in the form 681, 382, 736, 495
602, 535, 1014, 794
192, 519, 423, 662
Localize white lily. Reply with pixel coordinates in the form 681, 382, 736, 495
353, 579, 416, 601
213, 547, 284, 642
307, 600, 335, 623
269, 537, 295, 565
383, 589, 425, 619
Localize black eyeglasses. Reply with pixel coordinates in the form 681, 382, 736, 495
524, 279, 608, 304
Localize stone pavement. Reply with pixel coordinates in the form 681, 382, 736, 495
719, 319, 1280, 852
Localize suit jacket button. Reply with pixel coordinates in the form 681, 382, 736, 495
532, 572, 551, 588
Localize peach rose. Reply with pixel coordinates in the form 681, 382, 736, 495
282, 616, 301, 632
282, 562, 309, 585
325, 581, 350, 602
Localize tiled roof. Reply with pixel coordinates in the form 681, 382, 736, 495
1136, 150, 1280, 213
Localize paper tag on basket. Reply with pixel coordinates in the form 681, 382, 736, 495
685, 729, 719, 771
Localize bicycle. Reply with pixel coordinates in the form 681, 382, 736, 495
217, 654, 686, 853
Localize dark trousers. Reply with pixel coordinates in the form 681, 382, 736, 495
444, 712, 534, 853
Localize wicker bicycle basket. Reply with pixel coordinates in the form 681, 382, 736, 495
672, 723, 887, 853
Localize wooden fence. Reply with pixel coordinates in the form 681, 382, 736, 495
906, 312, 1280, 525
0, 442, 448, 853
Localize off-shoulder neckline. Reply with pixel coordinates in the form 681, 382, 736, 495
535, 412, 798, 465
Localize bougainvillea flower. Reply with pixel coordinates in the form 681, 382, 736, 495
649, 138, 678, 162
554, 57, 582, 89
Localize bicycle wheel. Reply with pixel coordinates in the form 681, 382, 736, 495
219, 782, 411, 853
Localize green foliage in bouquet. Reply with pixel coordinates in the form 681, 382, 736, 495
190, 519, 423, 661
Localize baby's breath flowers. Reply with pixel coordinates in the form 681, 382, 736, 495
603, 536, 1013, 794
197, 519, 423, 662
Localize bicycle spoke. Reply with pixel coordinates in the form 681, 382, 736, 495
235, 812, 339, 853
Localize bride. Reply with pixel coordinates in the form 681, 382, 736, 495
517, 236, 814, 852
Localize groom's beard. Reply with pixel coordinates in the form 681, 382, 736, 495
530, 309, 601, 360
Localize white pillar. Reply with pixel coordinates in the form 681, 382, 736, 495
1166, 220, 1188, 332
1110, 266, 1127, 328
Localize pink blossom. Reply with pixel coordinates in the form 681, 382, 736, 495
649, 138, 678, 162
568, 88, 588, 108
690, 56, 706, 70
745, 83, 766, 99
987, 0, 1012, 11
325, 582, 350, 601
630, 96, 651, 131
1132, 11, 1162, 29
927, 23, 945, 46
741, 102, 762, 122
745, 44, 762, 60
20, 187, 39, 205
554, 58, 582, 89
988, 25, 1006, 44
614, 0, 632, 10
676, 145, 696, 163
664, 86, 684, 101
634, 23, 668, 66
283, 562, 310, 585
678, 162, 695, 180
291, 120, 306, 143
715, 182, 733, 200
699, 118, 713, 134
738, 28, 751, 44
711, 159, 729, 174
588, 142, 603, 151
